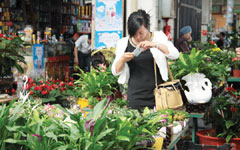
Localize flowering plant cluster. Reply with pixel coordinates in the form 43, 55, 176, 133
25, 77, 76, 103
232, 57, 240, 70
204, 86, 240, 142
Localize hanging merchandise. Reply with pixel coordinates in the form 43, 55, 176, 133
164, 18, 172, 41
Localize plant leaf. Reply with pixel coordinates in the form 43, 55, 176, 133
116, 135, 130, 142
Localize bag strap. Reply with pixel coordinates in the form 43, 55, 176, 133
154, 58, 174, 88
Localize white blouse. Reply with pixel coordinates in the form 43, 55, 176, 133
111, 31, 179, 84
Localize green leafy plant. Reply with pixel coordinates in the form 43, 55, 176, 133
204, 87, 240, 143
170, 48, 207, 79
88, 96, 99, 108
0, 36, 27, 77
74, 68, 118, 98
112, 98, 128, 108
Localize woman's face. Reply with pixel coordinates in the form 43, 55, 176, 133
132, 25, 149, 43
184, 32, 192, 40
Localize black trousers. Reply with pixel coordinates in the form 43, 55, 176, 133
78, 51, 91, 72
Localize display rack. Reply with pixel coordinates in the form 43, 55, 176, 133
0, 0, 92, 36
44, 42, 72, 81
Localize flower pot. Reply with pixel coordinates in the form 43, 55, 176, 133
233, 69, 240, 77
196, 129, 239, 150
182, 73, 212, 104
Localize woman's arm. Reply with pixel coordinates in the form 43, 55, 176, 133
115, 53, 135, 74
139, 41, 170, 55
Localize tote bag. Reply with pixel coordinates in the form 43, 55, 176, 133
154, 60, 183, 110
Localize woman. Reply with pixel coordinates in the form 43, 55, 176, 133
175, 26, 192, 53
112, 10, 179, 111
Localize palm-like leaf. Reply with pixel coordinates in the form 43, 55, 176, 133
0, 37, 27, 76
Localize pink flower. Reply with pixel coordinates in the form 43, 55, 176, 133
161, 115, 167, 118
45, 103, 53, 112
32, 134, 42, 141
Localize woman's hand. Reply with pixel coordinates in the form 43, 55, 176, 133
121, 52, 135, 62
139, 41, 157, 51
115, 52, 135, 74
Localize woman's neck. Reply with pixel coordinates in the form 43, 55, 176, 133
131, 32, 151, 46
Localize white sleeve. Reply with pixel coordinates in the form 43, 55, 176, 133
75, 35, 85, 48
111, 39, 126, 76
155, 31, 179, 60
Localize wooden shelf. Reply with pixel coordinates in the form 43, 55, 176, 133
78, 32, 91, 34
78, 17, 91, 20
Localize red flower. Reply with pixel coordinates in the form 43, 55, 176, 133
59, 82, 65, 87
70, 77, 74, 81
51, 84, 59, 89
11, 88, 16, 93
29, 91, 34, 95
209, 40, 216, 44
0, 34, 3, 37
40, 84, 48, 88
41, 90, 49, 95
230, 106, 236, 113
40, 80, 43, 84
28, 78, 33, 84
202, 30, 207, 36
25, 84, 32, 90
232, 57, 240, 62
68, 82, 74, 86
225, 87, 237, 92
47, 86, 54, 91
60, 87, 66, 92
34, 86, 42, 91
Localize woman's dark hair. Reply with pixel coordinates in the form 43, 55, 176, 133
127, 9, 150, 37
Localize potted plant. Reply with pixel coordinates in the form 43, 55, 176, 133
73, 67, 118, 100
26, 78, 76, 105
0, 35, 26, 92
198, 87, 240, 149
232, 57, 240, 77
170, 48, 213, 104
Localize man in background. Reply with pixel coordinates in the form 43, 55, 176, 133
74, 34, 92, 72
216, 32, 225, 49
175, 26, 192, 54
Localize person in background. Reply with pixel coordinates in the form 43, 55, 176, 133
111, 9, 179, 112
74, 34, 92, 72
175, 26, 192, 53
236, 47, 240, 58
216, 32, 225, 49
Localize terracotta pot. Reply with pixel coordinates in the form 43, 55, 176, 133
233, 69, 240, 77
196, 129, 238, 150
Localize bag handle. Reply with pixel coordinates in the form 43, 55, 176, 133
154, 58, 174, 88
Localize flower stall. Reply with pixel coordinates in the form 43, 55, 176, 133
1, 38, 240, 149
